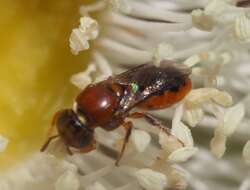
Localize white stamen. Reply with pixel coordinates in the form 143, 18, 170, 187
86, 182, 107, 190
106, 26, 153, 50
185, 88, 233, 109
70, 63, 97, 89
183, 54, 201, 67
153, 43, 175, 65
172, 103, 184, 131
135, 169, 168, 190
222, 103, 245, 136
109, 0, 131, 13
191, 9, 215, 31
171, 122, 194, 147
55, 170, 80, 190
98, 38, 153, 64
168, 147, 198, 163
123, 1, 192, 23
234, 13, 250, 42
70, 16, 99, 55
131, 129, 151, 153
93, 51, 113, 82
210, 128, 227, 158
184, 108, 204, 128
80, 1, 107, 15
105, 12, 192, 36
243, 140, 250, 165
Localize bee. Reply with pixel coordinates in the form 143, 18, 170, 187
41, 60, 192, 166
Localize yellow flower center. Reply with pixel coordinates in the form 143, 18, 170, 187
0, 0, 94, 169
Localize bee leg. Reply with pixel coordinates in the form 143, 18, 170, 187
115, 121, 133, 166
129, 112, 184, 146
40, 135, 59, 152
129, 112, 171, 135
45, 111, 61, 137
42, 111, 61, 150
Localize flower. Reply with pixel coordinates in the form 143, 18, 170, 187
1, 0, 250, 190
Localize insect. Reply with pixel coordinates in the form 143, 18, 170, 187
41, 60, 192, 166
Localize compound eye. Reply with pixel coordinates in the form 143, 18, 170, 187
55, 109, 92, 148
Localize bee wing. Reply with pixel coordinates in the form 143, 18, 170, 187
113, 64, 152, 85
113, 61, 191, 114
113, 60, 190, 86
113, 64, 157, 113
113, 64, 165, 114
